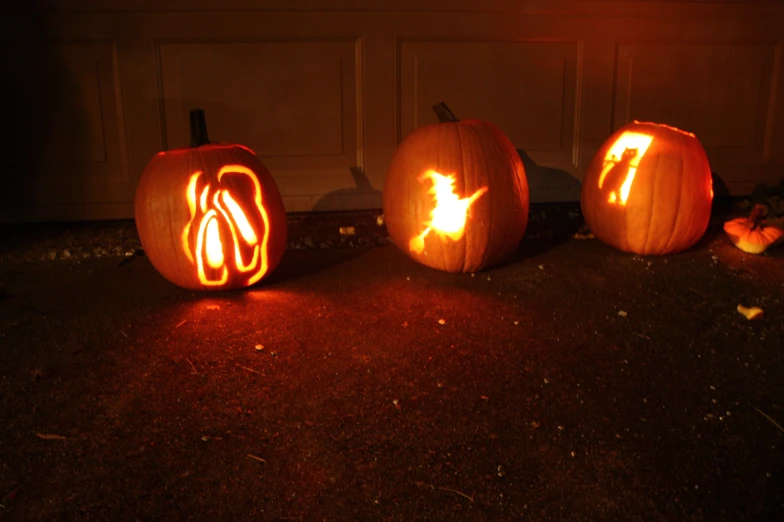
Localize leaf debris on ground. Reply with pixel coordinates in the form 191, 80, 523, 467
413, 481, 474, 502
36, 433, 66, 440
737, 304, 764, 320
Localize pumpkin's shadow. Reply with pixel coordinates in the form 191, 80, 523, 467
310, 166, 382, 213
710, 171, 734, 220
517, 148, 582, 203
504, 236, 574, 267
273, 165, 385, 282
488, 149, 586, 270
261, 247, 371, 285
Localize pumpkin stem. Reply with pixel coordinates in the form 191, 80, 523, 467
748, 204, 768, 231
189, 109, 210, 147
432, 101, 460, 123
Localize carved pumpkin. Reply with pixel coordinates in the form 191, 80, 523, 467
135, 109, 287, 290
723, 204, 784, 254
383, 102, 529, 273
581, 121, 713, 255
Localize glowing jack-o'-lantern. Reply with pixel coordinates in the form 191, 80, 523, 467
409, 170, 489, 254
383, 102, 529, 273
581, 121, 713, 255
135, 109, 287, 290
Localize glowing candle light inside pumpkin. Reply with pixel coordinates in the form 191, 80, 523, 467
194, 209, 228, 285
409, 170, 488, 254
597, 132, 654, 206
204, 217, 224, 268
180, 165, 272, 287
222, 192, 258, 244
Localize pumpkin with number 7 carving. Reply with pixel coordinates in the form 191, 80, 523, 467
134, 109, 287, 290
581, 121, 713, 255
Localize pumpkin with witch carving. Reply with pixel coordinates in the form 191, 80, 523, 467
383, 102, 530, 273
135, 109, 287, 290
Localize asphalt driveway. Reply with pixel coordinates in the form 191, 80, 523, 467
0, 224, 782, 521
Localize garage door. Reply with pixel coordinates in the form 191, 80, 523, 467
1, 0, 782, 222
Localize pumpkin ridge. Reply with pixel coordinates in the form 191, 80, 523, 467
456, 122, 470, 273
468, 123, 483, 271
428, 124, 445, 271
180, 147, 198, 281
443, 123, 454, 271
471, 123, 489, 272
482, 127, 500, 263
480, 122, 503, 270
183, 151, 199, 282
485, 123, 508, 268
479, 123, 499, 271
639, 139, 659, 254
662, 135, 686, 254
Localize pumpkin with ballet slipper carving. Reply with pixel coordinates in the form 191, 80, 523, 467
581, 121, 713, 255
383, 102, 529, 273
134, 109, 287, 290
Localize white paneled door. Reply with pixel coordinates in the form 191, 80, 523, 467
0, 1, 782, 221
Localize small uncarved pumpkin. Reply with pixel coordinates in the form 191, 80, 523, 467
581, 121, 713, 255
135, 109, 287, 291
723, 204, 784, 254
383, 102, 529, 273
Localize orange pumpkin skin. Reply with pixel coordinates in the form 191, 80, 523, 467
135, 142, 287, 291
724, 217, 784, 254
581, 121, 713, 255
383, 119, 529, 273
723, 205, 784, 254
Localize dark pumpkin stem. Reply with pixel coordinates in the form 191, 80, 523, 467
432, 101, 460, 123
189, 109, 210, 147
748, 204, 768, 231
